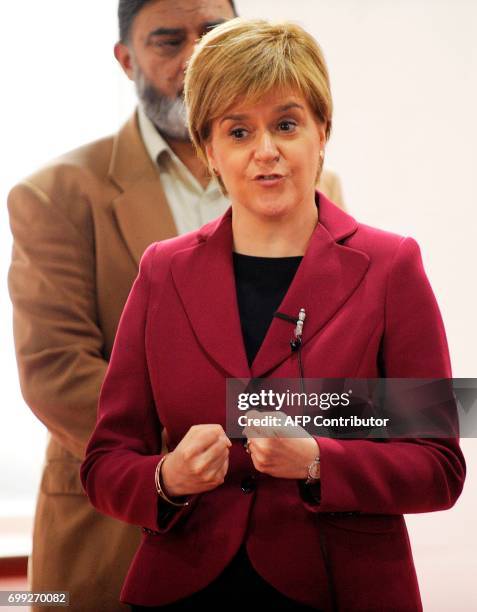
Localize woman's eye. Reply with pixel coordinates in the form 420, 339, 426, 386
230, 128, 248, 140
278, 120, 297, 132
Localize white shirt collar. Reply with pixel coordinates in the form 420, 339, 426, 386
137, 105, 223, 198
137, 105, 171, 164
135, 105, 230, 235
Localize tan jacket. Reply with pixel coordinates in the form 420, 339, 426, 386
7, 112, 345, 612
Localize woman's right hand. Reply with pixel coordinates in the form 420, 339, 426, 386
160, 424, 232, 497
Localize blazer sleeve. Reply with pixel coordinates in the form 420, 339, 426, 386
300, 237, 465, 514
80, 243, 199, 533
7, 180, 107, 460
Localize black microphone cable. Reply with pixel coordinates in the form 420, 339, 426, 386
273, 308, 306, 392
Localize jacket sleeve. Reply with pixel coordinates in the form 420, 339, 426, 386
80, 243, 199, 533
7, 180, 107, 460
300, 237, 466, 514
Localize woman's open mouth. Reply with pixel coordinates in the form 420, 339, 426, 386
254, 174, 285, 186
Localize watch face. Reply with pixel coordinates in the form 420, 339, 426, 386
309, 462, 320, 479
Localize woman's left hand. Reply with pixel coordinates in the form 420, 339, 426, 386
242, 410, 320, 480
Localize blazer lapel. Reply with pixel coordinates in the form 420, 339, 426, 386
109, 112, 177, 266
171, 210, 251, 379
251, 202, 370, 377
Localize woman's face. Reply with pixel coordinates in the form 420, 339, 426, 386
206, 89, 326, 220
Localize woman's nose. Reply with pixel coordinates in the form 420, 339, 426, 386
254, 131, 279, 162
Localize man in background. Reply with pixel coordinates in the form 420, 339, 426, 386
7, 1, 344, 610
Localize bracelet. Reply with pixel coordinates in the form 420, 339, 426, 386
155, 455, 190, 507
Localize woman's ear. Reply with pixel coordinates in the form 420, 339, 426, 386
205, 140, 227, 195
317, 123, 326, 150
205, 143, 217, 176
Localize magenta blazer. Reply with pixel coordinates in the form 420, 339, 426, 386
81, 194, 465, 610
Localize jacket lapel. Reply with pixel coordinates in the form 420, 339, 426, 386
109, 113, 177, 266
170, 195, 369, 379
251, 198, 370, 376
171, 210, 251, 379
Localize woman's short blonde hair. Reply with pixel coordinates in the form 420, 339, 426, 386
184, 18, 333, 170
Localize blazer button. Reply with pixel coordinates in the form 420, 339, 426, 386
241, 475, 256, 494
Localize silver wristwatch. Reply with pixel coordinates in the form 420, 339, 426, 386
305, 456, 320, 485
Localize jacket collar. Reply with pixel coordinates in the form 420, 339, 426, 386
171, 193, 369, 378
108, 112, 177, 266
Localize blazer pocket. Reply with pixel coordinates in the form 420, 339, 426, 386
40, 460, 85, 496
319, 513, 400, 534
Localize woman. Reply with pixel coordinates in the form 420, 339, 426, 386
81, 18, 465, 611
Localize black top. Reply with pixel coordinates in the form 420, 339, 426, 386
232, 252, 303, 366
232, 251, 322, 508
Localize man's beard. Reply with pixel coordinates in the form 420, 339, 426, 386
133, 62, 190, 142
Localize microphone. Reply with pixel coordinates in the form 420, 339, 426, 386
273, 308, 307, 386
273, 308, 307, 352
291, 308, 306, 352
